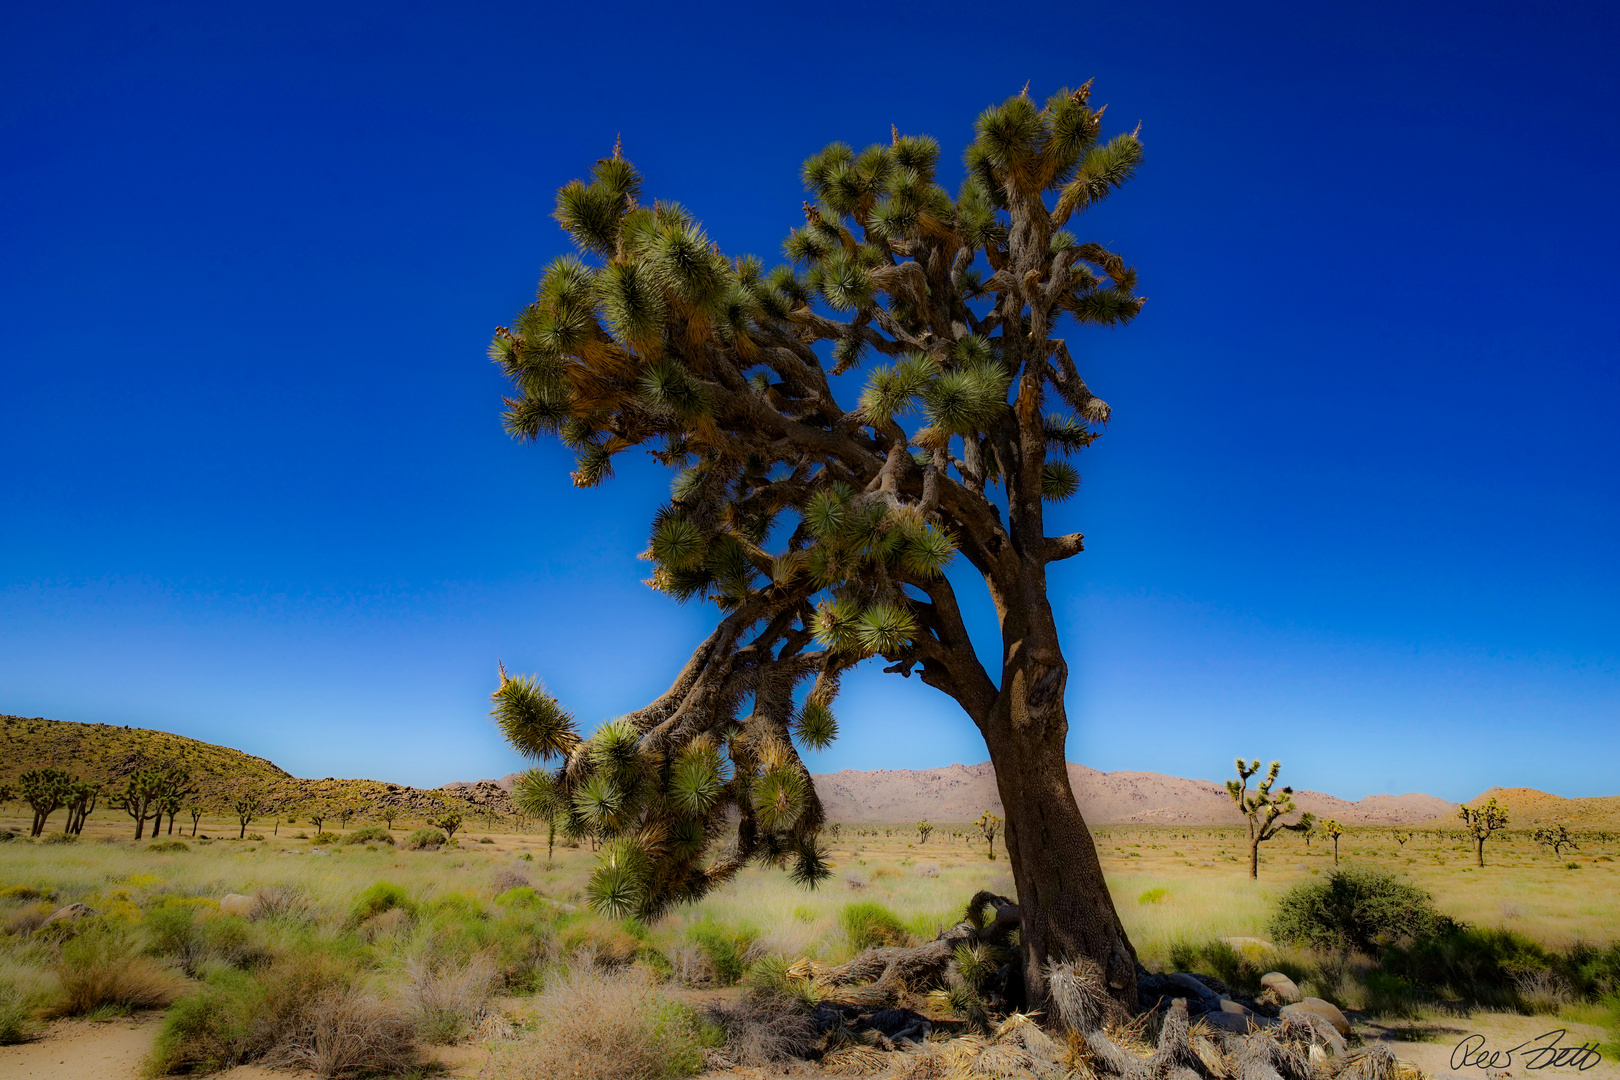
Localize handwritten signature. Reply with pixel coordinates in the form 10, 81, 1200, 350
1450, 1030, 1604, 1072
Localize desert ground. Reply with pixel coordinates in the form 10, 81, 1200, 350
1, 809, 1616, 1079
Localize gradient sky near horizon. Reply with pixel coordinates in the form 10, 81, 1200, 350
3, 1, 1617, 803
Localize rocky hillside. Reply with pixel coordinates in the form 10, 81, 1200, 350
0, 715, 512, 823
809, 760, 1457, 825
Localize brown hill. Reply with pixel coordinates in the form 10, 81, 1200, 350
810, 761, 1457, 825
1435, 787, 1620, 829
0, 714, 511, 825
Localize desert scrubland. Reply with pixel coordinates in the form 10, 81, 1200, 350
1, 807, 1617, 1080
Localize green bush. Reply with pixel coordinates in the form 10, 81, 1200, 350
1269, 865, 1456, 952
344, 825, 394, 846
1138, 888, 1168, 905
494, 886, 542, 909
840, 901, 909, 951
148, 840, 189, 853
687, 919, 759, 985
144, 967, 258, 1074
404, 827, 447, 850
42, 832, 78, 845
1381, 929, 1620, 1010
351, 882, 414, 924
0, 976, 44, 1045
310, 832, 340, 845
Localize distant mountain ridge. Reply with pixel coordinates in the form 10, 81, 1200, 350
806, 761, 1457, 825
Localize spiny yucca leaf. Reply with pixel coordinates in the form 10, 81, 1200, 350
804, 487, 849, 539
586, 860, 642, 919
812, 596, 866, 652
1041, 460, 1081, 501
751, 765, 808, 831
589, 718, 644, 782
490, 675, 579, 761
922, 362, 1009, 435
650, 514, 705, 569
670, 752, 722, 816
596, 261, 666, 347
856, 601, 916, 655
572, 773, 625, 831
1044, 412, 1097, 454
792, 701, 838, 751
899, 522, 955, 578
789, 837, 833, 888
511, 767, 566, 817
640, 360, 712, 421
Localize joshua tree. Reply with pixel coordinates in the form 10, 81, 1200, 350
380, 806, 398, 830
188, 804, 203, 836
488, 84, 1147, 1007
338, 805, 357, 830
234, 795, 260, 839
1226, 758, 1308, 879
828, 821, 842, 842
66, 780, 101, 835
513, 768, 568, 862
117, 767, 168, 839
1322, 818, 1345, 865
19, 769, 73, 836
1458, 798, 1509, 867
1394, 831, 1410, 850
917, 820, 935, 845
1533, 824, 1577, 856
976, 810, 1002, 860
430, 812, 463, 841
308, 810, 326, 835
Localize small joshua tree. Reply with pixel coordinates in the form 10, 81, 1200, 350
338, 805, 357, 830
188, 804, 203, 836
308, 810, 326, 835
828, 822, 842, 842
431, 812, 463, 841
1459, 798, 1509, 867
1394, 831, 1410, 849
1533, 824, 1577, 856
1226, 758, 1306, 879
234, 795, 260, 840
916, 820, 934, 845
1323, 818, 1345, 865
380, 806, 398, 830
976, 810, 1003, 860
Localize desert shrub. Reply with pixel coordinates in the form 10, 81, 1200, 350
144, 967, 259, 1074
840, 901, 909, 951
1380, 928, 1620, 1010
489, 964, 706, 1080
687, 918, 760, 986
42, 832, 78, 845
1165, 939, 1297, 998
148, 840, 188, 853
4, 902, 55, 936
244, 833, 264, 842
407, 952, 497, 1044
404, 827, 447, 850
0, 970, 51, 1045
261, 984, 416, 1078
145, 902, 266, 977
49, 923, 180, 1017
703, 987, 818, 1066
0, 884, 51, 901
251, 884, 311, 923
1138, 888, 1169, 905
344, 825, 394, 846
350, 881, 414, 924
492, 864, 531, 894
558, 915, 645, 968
310, 831, 340, 845
479, 836, 495, 844
1269, 865, 1456, 952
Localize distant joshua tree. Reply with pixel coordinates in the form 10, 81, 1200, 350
338, 805, 357, 830
916, 820, 934, 845
188, 804, 203, 836
1459, 798, 1509, 867
234, 795, 261, 840
1534, 824, 1578, 856
380, 806, 398, 830
976, 810, 1003, 861
308, 810, 327, 835
1394, 831, 1411, 850
827, 822, 842, 842
1226, 758, 1309, 879
430, 812, 463, 841
1322, 819, 1345, 865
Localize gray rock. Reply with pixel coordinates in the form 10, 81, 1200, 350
1200, 1009, 1274, 1033
1261, 971, 1302, 1004
1168, 973, 1221, 1005
1282, 997, 1350, 1036
41, 902, 98, 926
1218, 998, 1252, 1015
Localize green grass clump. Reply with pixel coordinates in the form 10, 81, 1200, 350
404, 827, 447, 850
351, 881, 414, 924
344, 825, 394, 845
148, 840, 188, 853
310, 831, 340, 845
49, 923, 179, 1018
494, 886, 542, 908
841, 901, 910, 951
1138, 887, 1169, 905
687, 918, 759, 985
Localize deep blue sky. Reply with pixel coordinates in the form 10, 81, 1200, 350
3, 1, 1616, 801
